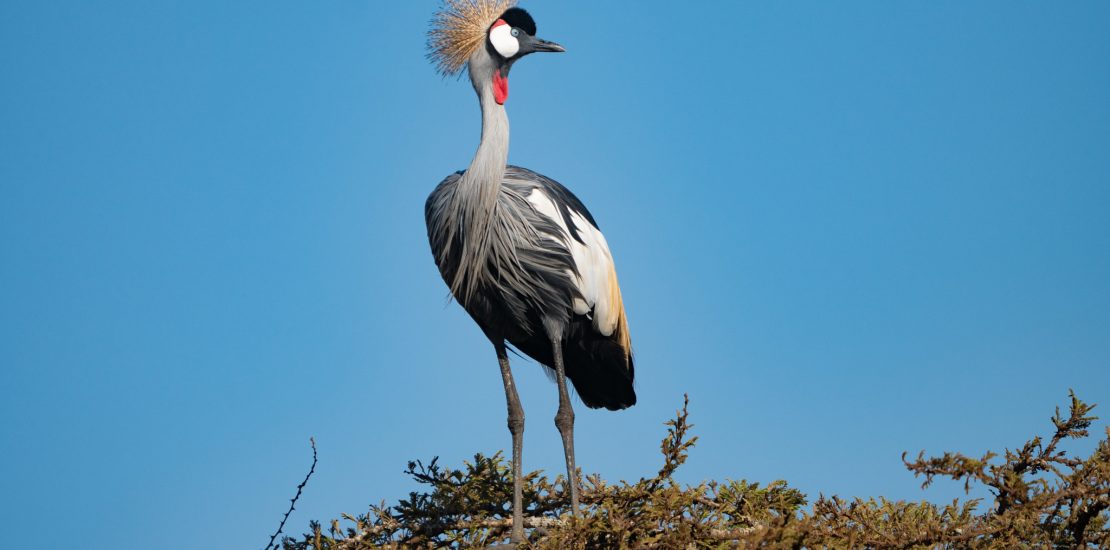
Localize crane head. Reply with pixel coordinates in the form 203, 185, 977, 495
487, 8, 565, 61
428, 1, 562, 105
485, 8, 564, 104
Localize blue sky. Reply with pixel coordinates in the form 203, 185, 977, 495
2, 1, 1108, 548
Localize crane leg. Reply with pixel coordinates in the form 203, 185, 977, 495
495, 342, 526, 543
550, 337, 580, 514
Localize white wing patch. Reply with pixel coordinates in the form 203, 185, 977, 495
527, 188, 622, 337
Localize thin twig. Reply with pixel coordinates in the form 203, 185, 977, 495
264, 437, 318, 550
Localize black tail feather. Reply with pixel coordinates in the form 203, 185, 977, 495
510, 321, 636, 411
563, 332, 635, 410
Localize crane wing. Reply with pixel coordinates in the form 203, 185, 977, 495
504, 166, 632, 358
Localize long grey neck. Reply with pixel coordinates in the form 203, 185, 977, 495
460, 78, 509, 201
449, 68, 510, 302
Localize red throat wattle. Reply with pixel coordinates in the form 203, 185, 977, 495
492, 69, 508, 105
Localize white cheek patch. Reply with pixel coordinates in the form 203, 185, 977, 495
489, 24, 520, 58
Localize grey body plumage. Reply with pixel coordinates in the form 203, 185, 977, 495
426, 166, 636, 410
426, 166, 582, 341
423, 3, 634, 541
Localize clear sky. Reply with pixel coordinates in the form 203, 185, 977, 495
2, 1, 1108, 548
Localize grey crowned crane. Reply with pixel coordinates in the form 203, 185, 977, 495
424, 0, 636, 542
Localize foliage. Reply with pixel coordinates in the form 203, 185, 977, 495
280, 392, 1109, 548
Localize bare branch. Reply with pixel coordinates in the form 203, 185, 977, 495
264, 437, 317, 550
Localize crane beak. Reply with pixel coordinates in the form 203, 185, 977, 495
528, 38, 565, 54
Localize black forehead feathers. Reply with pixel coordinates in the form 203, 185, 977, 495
498, 7, 536, 36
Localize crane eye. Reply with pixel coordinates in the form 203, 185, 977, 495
511, 28, 519, 38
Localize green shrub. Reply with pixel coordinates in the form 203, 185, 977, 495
279, 392, 1108, 548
